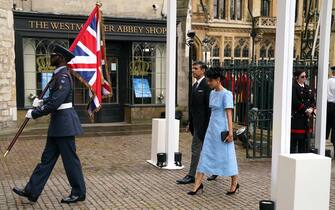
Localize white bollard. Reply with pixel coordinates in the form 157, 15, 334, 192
147, 118, 166, 166
147, 118, 183, 169
276, 153, 331, 210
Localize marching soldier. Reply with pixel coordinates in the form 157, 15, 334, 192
12, 45, 86, 204
291, 69, 315, 153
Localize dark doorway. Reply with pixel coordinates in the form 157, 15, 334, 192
75, 41, 130, 123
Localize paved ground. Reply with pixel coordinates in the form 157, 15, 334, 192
0, 129, 334, 210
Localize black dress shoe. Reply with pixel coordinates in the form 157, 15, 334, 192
207, 175, 218, 181
12, 187, 38, 202
176, 175, 195, 184
61, 195, 86, 204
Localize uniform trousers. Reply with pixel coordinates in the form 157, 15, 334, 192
24, 136, 86, 198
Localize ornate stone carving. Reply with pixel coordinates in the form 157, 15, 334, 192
254, 16, 277, 29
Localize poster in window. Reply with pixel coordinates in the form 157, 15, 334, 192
41, 73, 53, 98
132, 78, 152, 98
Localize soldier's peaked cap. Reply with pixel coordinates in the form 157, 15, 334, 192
53, 45, 75, 62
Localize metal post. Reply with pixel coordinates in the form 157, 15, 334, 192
271, 0, 296, 200
188, 41, 193, 116
187, 31, 195, 130
248, 1, 256, 62
165, 0, 177, 168
315, 0, 332, 156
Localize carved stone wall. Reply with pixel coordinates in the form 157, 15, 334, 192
0, 1, 17, 129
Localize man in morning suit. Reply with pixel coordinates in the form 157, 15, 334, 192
12, 45, 86, 204
176, 61, 216, 184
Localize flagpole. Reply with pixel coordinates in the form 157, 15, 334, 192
3, 78, 55, 157
164, 0, 182, 169
98, 3, 113, 98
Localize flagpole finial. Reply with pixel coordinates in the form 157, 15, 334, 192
96, 1, 102, 7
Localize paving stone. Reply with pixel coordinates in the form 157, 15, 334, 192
0, 132, 334, 209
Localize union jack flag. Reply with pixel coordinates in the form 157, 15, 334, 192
68, 5, 112, 117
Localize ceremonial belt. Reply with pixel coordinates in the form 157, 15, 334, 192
57, 102, 73, 110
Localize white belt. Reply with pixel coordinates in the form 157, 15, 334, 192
57, 102, 73, 110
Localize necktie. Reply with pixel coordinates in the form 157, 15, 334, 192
193, 82, 198, 92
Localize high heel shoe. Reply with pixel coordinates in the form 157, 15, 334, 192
187, 183, 204, 195
226, 183, 240, 195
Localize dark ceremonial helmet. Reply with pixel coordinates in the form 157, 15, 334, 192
53, 44, 75, 62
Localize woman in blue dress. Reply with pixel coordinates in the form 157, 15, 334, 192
187, 67, 239, 196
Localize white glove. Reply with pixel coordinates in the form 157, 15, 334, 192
305, 108, 313, 116
32, 98, 43, 107
26, 109, 33, 119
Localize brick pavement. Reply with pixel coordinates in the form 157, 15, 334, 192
0, 131, 334, 210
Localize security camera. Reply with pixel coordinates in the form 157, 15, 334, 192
187, 31, 196, 39
152, 4, 159, 10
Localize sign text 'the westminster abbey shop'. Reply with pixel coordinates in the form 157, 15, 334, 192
27, 20, 167, 35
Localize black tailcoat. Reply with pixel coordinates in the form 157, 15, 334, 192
189, 78, 211, 141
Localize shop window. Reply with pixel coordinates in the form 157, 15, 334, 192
22, 38, 69, 107
230, 0, 242, 20
129, 42, 166, 105
22, 38, 116, 108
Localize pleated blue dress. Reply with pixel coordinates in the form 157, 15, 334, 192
197, 89, 238, 176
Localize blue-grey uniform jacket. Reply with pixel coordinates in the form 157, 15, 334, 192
32, 66, 83, 137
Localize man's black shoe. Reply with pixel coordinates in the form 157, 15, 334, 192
61, 195, 86, 204
176, 175, 195, 184
207, 175, 218, 181
12, 187, 38, 202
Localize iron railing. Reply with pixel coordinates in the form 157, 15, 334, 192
217, 59, 318, 158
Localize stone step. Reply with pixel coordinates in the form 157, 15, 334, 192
0, 123, 153, 140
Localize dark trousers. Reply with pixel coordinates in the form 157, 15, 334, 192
290, 136, 308, 153
24, 136, 86, 198
326, 102, 335, 145
188, 132, 203, 177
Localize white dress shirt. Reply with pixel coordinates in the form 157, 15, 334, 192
328, 76, 335, 103
195, 76, 205, 88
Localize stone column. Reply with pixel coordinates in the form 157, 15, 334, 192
0, 0, 17, 129
296, 0, 304, 26
252, 0, 261, 17
271, 0, 277, 17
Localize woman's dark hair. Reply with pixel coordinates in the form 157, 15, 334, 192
205, 67, 223, 80
293, 69, 306, 79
